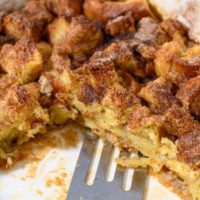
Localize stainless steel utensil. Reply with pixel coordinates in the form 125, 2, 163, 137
67, 132, 147, 200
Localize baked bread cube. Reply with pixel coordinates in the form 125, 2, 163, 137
154, 37, 184, 77
47, 16, 70, 46
139, 77, 178, 114
155, 39, 200, 83
174, 45, 200, 79
134, 17, 169, 47
164, 104, 200, 137
178, 130, 200, 165
45, 0, 82, 16
47, 15, 103, 63
90, 41, 141, 76
0, 39, 43, 84
83, 0, 150, 25
105, 12, 135, 36
3, 0, 53, 41
176, 76, 200, 117
49, 103, 77, 125
0, 83, 49, 155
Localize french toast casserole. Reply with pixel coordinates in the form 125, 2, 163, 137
0, 0, 199, 199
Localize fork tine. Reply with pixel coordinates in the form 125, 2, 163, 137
85, 138, 104, 185
105, 146, 121, 182
122, 152, 137, 191
67, 134, 147, 200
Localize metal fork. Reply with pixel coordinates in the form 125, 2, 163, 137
67, 132, 147, 200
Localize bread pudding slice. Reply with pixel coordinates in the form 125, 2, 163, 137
0, 0, 200, 199
43, 9, 200, 198
40, 47, 200, 199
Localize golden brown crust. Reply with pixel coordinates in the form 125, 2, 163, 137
154, 37, 184, 77
178, 131, 200, 165
90, 41, 142, 76
0, 82, 49, 153
0, 38, 44, 84
139, 77, 178, 114
47, 15, 103, 65
47, 16, 69, 47
3, 11, 39, 41
23, 0, 53, 23
1, 83, 40, 122
48, 50, 71, 72
77, 83, 104, 105
168, 45, 200, 83
84, 56, 117, 86
125, 17, 169, 61
83, 0, 150, 25
176, 76, 200, 117
45, 0, 82, 16
134, 17, 169, 47
3, 0, 53, 41
126, 106, 151, 129
118, 70, 141, 94
105, 12, 135, 36
174, 58, 200, 81
164, 104, 200, 137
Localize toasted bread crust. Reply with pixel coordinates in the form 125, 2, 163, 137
176, 76, 200, 117
83, 0, 150, 25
